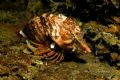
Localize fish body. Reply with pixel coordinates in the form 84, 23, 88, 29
21, 13, 91, 63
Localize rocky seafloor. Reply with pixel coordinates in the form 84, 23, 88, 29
0, 22, 120, 80
0, 0, 120, 80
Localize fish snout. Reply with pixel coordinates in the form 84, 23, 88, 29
80, 42, 91, 53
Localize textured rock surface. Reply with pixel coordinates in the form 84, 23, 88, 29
0, 0, 120, 79
0, 23, 120, 80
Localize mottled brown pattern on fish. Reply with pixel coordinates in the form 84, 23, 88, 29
22, 13, 91, 63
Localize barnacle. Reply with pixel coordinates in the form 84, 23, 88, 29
21, 13, 91, 63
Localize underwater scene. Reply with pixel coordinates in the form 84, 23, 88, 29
0, 0, 120, 80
